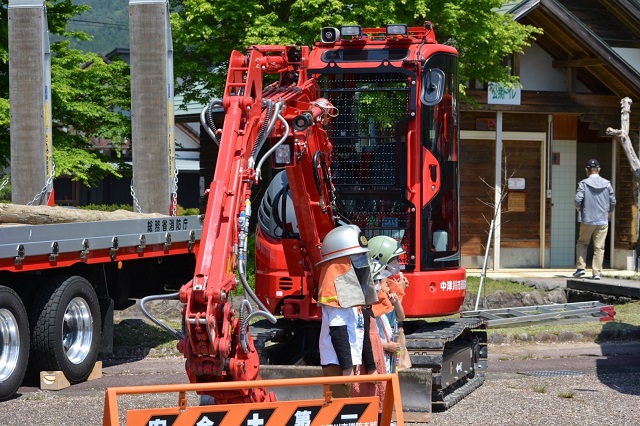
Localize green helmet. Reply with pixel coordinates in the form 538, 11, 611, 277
368, 235, 406, 266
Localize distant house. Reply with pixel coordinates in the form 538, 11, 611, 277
53, 48, 203, 209
459, 0, 640, 270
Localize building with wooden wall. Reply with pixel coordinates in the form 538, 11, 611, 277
459, 0, 640, 270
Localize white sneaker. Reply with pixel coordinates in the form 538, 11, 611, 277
592, 275, 601, 280
573, 269, 585, 277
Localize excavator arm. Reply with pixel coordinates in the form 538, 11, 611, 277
177, 45, 337, 403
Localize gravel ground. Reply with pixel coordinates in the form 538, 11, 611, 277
3, 372, 638, 425
427, 371, 640, 426
2, 342, 639, 425
4, 278, 638, 425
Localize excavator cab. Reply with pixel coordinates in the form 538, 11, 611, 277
256, 24, 465, 318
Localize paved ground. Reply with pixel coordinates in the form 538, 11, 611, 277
467, 267, 639, 292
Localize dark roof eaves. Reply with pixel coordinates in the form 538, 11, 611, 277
508, 0, 640, 90
507, 0, 541, 20
541, 0, 640, 87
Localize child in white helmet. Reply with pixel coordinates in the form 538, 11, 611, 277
316, 225, 378, 398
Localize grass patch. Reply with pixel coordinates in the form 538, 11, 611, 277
532, 384, 547, 394
558, 390, 576, 399
428, 276, 640, 342
466, 276, 535, 295
113, 319, 181, 354
23, 393, 46, 401
486, 300, 640, 341
111, 271, 640, 356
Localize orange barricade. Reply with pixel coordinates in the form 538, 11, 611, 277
103, 374, 404, 426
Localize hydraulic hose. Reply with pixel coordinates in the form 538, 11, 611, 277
139, 292, 184, 340
200, 99, 223, 146
250, 100, 275, 161
255, 112, 290, 180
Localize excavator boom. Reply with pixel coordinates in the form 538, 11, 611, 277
178, 45, 337, 403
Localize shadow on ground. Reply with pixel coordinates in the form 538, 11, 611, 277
597, 323, 640, 396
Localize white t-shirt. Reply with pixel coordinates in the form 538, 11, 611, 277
319, 305, 365, 367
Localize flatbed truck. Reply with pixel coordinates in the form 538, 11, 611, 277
0, 205, 202, 400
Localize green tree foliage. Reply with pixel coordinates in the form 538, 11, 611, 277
57, 0, 130, 55
170, 0, 542, 105
0, 0, 132, 186
51, 41, 131, 185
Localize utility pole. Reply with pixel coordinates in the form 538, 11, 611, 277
8, 0, 54, 205
129, 0, 176, 214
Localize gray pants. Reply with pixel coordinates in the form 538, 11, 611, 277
576, 223, 608, 276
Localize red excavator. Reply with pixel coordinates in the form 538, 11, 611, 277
174, 22, 486, 411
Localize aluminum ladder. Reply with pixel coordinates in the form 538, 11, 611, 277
460, 301, 615, 327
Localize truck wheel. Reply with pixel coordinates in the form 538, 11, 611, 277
0, 286, 30, 401
29, 276, 101, 383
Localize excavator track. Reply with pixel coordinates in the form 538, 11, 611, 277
250, 317, 488, 411
403, 317, 488, 410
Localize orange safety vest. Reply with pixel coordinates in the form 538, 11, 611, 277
317, 257, 352, 308
372, 286, 393, 317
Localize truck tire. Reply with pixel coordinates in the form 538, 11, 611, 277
0, 286, 30, 401
29, 276, 101, 383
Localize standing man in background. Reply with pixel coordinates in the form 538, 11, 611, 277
574, 159, 616, 280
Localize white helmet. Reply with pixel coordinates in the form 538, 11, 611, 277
317, 225, 369, 265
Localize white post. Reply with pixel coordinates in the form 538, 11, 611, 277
493, 111, 503, 269
475, 218, 494, 310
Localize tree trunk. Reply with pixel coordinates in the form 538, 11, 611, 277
606, 97, 640, 271
0, 203, 164, 225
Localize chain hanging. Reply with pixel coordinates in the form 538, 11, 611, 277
171, 163, 179, 217
27, 162, 56, 206
130, 180, 142, 213
0, 174, 9, 193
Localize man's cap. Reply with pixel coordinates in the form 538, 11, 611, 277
586, 159, 600, 168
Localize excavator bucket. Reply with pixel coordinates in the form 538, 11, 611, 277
103, 374, 405, 426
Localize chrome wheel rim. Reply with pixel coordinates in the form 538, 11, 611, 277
0, 308, 20, 381
62, 297, 93, 365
